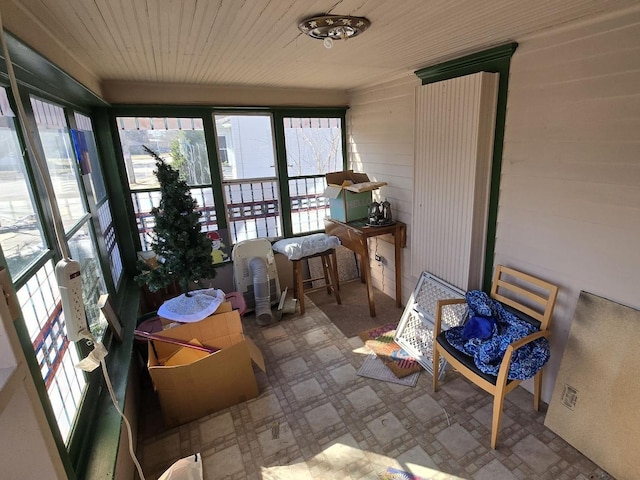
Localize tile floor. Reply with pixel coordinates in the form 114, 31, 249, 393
136, 299, 613, 480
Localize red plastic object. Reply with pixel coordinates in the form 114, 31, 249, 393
135, 315, 164, 342
225, 291, 247, 316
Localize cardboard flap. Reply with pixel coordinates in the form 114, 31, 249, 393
214, 301, 233, 313
244, 336, 266, 372
343, 181, 388, 193
163, 339, 210, 367
324, 170, 384, 197
323, 185, 343, 199
350, 172, 370, 184
325, 170, 355, 185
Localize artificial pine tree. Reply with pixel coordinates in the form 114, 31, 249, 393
135, 146, 217, 296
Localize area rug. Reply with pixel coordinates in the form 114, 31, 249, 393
380, 467, 429, 480
359, 324, 422, 378
357, 353, 419, 386
307, 279, 403, 338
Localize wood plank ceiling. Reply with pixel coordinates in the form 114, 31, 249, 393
3, 0, 639, 93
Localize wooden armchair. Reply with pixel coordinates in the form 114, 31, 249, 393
432, 265, 558, 448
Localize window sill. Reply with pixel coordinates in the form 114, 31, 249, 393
78, 280, 141, 479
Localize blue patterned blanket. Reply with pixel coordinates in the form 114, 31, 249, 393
444, 290, 550, 380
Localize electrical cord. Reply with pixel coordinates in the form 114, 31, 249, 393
99, 355, 146, 480
76, 332, 146, 480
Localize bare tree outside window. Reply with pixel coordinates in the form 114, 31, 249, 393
285, 117, 343, 177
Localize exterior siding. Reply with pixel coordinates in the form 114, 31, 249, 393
348, 8, 640, 403
496, 9, 640, 401
347, 75, 420, 302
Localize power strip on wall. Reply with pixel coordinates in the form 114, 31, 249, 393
55, 258, 88, 341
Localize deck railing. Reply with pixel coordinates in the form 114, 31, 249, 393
133, 177, 330, 248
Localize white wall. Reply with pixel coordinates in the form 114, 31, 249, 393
347, 7, 640, 404
347, 74, 421, 302
496, 7, 640, 401
0, 275, 67, 479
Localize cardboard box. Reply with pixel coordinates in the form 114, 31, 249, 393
148, 310, 265, 427
323, 170, 387, 222
162, 339, 209, 367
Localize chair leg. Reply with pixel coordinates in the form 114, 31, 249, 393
294, 260, 305, 315
491, 390, 507, 449
326, 253, 341, 305
432, 345, 440, 392
533, 370, 543, 411
321, 255, 332, 294
331, 249, 340, 291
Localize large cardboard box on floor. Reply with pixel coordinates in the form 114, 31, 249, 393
148, 310, 265, 427
323, 170, 387, 222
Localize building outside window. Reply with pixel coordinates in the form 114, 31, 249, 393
282, 116, 343, 234
116, 110, 345, 252
116, 116, 219, 251
215, 113, 282, 243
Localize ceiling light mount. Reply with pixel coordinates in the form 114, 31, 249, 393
298, 14, 371, 47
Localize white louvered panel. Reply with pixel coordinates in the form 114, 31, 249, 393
412, 72, 498, 290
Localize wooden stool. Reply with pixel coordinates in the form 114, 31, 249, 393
292, 249, 341, 315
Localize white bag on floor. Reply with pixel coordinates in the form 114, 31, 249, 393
158, 453, 203, 480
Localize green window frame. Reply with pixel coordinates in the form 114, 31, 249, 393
108, 106, 348, 259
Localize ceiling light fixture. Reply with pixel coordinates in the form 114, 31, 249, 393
298, 14, 371, 49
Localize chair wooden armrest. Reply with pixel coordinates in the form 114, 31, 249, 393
506, 330, 549, 352
432, 298, 467, 393
496, 330, 550, 389
434, 298, 467, 335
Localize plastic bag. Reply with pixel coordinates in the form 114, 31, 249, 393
158, 453, 203, 480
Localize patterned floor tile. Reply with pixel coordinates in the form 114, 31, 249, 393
201, 444, 245, 479
473, 458, 518, 480
346, 385, 382, 411
436, 424, 481, 459
137, 298, 614, 480
305, 402, 342, 434
366, 411, 408, 446
199, 412, 235, 445
512, 434, 561, 475
247, 393, 283, 424
291, 377, 325, 403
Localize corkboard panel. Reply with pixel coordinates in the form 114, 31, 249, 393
545, 291, 640, 480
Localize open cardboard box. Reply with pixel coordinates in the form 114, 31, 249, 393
148, 309, 265, 427
323, 170, 387, 222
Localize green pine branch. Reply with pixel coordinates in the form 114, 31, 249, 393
135, 146, 217, 295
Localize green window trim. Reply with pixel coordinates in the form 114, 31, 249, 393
0, 32, 136, 479
415, 42, 518, 291
77, 282, 141, 479
106, 105, 348, 256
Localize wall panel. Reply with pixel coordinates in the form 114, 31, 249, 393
496, 9, 640, 402
347, 75, 419, 302
412, 72, 498, 290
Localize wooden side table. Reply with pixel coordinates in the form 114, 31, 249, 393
324, 218, 407, 317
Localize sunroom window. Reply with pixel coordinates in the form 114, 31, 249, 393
2, 97, 115, 445
73, 112, 124, 289
0, 89, 47, 278
114, 109, 346, 251
283, 116, 342, 234
214, 113, 282, 243
116, 116, 218, 250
